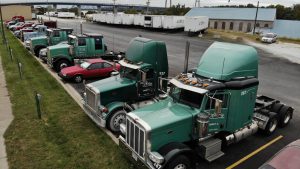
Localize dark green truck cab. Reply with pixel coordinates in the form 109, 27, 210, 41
29, 28, 73, 56
47, 33, 109, 72
83, 37, 169, 133
119, 42, 294, 169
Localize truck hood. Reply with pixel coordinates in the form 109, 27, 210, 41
129, 98, 195, 151
30, 36, 47, 46
48, 43, 71, 58
48, 43, 70, 50
89, 75, 135, 93
131, 98, 194, 131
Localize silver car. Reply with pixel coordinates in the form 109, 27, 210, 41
261, 33, 277, 43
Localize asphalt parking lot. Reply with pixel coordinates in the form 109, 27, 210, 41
42, 17, 300, 169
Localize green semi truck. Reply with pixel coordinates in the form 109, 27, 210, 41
46, 33, 112, 72
83, 37, 169, 133
119, 42, 294, 169
29, 28, 73, 56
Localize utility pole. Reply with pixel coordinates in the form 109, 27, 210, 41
113, 0, 116, 14
253, 1, 259, 35
195, 0, 200, 7
0, 1, 6, 44
165, 0, 172, 8
47, 0, 50, 20
146, 0, 150, 14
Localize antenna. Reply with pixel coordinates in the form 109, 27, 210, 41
195, 0, 200, 7
146, 0, 150, 14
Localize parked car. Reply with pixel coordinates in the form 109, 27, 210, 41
13, 22, 34, 31
259, 139, 300, 169
9, 22, 24, 30
58, 59, 120, 83
261, 33, 277, 43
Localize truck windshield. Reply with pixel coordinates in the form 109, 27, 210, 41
46, 31, 51, 37
68, 38, 76, 45
169, 84, 203, 109
120, 66, 138, 80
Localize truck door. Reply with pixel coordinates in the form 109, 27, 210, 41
50, 30, 61, 45
204, 93, 230, 132
76, 38, 87, 58
137, 68, 155, 98
94, 37, 104, 55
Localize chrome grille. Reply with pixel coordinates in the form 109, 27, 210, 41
86, 87, 98, 111
126, 117, 145, 159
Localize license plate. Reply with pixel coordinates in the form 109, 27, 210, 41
132, 152, 138, 161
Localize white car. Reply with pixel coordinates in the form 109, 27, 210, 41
261, 33, 277, 43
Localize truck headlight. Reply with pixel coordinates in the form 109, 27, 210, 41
149, 152, 164, 164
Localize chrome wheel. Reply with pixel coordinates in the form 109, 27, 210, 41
269, 119, 277, 133
74, 75, 82, 83
174, 164, 186, 169
284, 112, 291, 124
109, 109, 126, 132
60, 63, 68, 69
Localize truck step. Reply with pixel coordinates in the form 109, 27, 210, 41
197, 138, 224, 162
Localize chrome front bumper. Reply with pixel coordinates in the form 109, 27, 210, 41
83, 103, 106, 128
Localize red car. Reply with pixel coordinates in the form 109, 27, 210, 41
14, 22, 34, 31
59, 59, 120, 83
259, 139, 300, 169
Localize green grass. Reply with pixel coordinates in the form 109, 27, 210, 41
0, 30, 135, 169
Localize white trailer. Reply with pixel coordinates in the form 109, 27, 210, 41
122, 14, 134, 25
144, 15, 164, 28
113, 13, 123, 25
93, 13, 100, 22
184, 16, 209, 34
57, 12, 76, 18
105, 13, 114, 24
163, 16, 185, 29
133, 14, 144, 26
99, 13, 106, 23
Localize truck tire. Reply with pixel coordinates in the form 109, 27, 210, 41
55, 60, 70, 72
107, 109, 126, 133
34, 47, 43, 57
271, 103, 283, 113
74, 75, 83, 83
264, 115, 278, 136
165, 155, 191, 169
277, 105, 293, 128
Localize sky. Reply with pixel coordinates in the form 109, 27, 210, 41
2, 0, 300, 7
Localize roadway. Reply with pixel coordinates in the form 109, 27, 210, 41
43, 16, 300, 169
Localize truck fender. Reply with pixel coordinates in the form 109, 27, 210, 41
53, 56, 73, 65
34, 45, 47, 55
105, 102, 133, 120
158, 142, 196, 169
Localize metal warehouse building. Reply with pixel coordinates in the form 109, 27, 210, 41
0, 5, 32, 21
185, 8, 276, 33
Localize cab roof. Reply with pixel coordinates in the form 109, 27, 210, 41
83, 33, 103, 37
196, 42, 258, 81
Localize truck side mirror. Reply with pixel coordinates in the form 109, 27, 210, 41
215, 99, 223, 115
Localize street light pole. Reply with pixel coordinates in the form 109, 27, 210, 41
253, 1, 259, 35
47, 0, 50, 20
